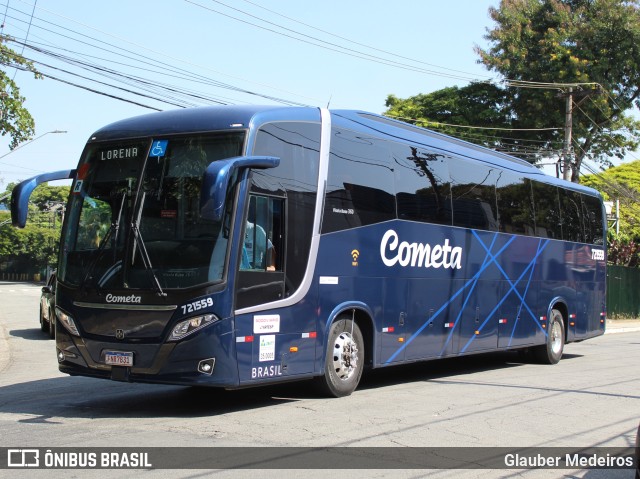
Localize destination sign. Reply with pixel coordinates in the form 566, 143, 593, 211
100, 146, 140, 161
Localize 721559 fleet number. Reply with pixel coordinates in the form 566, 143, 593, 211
181, 297, 214, 315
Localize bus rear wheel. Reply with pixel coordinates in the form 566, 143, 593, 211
317, 317, 364, 397
533, 309, 564, 364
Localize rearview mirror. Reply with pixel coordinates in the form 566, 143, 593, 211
199, 156, 279, 221
11, 170, 77, 228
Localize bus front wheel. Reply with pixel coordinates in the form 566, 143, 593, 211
317, 317, 364, 397
39, 306, 48, 333
534, 309, 564, 364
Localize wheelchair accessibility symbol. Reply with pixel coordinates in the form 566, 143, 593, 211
149, 140, 168, 157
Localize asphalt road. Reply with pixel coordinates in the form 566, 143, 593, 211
0, 281, 638, 479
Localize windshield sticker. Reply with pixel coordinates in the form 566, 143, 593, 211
149, 140, 169, 157
77, 163, 90, 180
72, 164, 91, 195
72, 180, 84, 195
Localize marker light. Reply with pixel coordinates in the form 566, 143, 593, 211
55, 307, 80, 336
169, 314, 218, 341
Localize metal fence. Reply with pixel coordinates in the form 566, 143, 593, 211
607, 265, 640, 318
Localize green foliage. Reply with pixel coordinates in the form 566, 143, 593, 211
607, 237, 640, 267
477, 0, 640, 181
580, 161, 640, 240
386, 83, 512, 137
581, 160, 640, 266
385, 83, 520, 153
0, 34, 41, 149
0, 184, 69, 274
385, 1, 640, 182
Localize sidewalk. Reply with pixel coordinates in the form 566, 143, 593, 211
605, 318, 640, 334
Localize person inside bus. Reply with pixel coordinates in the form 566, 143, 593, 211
241, 220, 275, 271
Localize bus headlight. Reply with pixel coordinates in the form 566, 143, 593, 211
168, 314, 218, 341
55, 307, 80, 336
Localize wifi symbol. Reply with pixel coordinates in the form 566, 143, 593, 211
351, 249, 360, 266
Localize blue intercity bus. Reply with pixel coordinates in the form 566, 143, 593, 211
12, 106, 606, 396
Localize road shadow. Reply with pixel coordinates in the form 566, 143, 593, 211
10, 328, 53, 341
358, 350, 533, 391
0, 350, 558, 420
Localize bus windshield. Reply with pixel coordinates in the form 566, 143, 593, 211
59, 132, 245, 290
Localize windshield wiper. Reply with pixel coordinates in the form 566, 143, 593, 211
80, 192, 126, 291
130, 192, 166, 297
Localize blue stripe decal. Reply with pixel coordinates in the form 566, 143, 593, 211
460, 234, 550, 353
508, 238, 544, 347
439, 233, 499, 357
471, 233, 550, 336
384, 233, 516, 364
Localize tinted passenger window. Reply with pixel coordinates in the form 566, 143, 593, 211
449, 158, 499, 231
581, 194, 604, 244
531, 182, 562, 239
559, 189, 584, 242
322, 128, 395, 233
496, 173, 535, 235
392, 143, 452, 225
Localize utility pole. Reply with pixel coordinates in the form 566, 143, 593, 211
562, 87, 573, 181
557, 85, 602, 181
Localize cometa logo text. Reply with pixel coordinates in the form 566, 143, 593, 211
105, 294, 142, 304
380, 229, 463, 269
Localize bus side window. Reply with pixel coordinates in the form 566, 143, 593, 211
496, 173, 535, 236
581, 194, 604, 245
531, 182, 562, 239
449, 157, 499, 231
392, 143, 452, 226
559, 189, 584, 242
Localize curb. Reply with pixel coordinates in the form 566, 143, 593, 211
605, 326, 640, 334
605, 320, 640, 335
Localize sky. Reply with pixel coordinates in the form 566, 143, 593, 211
1, 0, 504, 186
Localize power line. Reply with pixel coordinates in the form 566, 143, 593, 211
239, 0, 492, 81
186, 0, 484, 82
1, 2, 315, 107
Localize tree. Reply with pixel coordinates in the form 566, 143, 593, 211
385, 1, 640, 182
580, 160, 640, 240
579, 159, 640, 266
0, 183, 69, 275
477, 0, 640, 182
385, 82, 524, 156
0, 34, 40, 149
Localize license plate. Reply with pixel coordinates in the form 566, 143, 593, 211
105, 351, 133, 367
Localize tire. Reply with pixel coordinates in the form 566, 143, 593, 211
533, 309, 564, 364
39, 306, 48, 333
48, 306, 56, 339
316, 317, 364, 397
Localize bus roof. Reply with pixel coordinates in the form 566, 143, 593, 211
89, 105, 284, 141
88, 105, 600, 198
